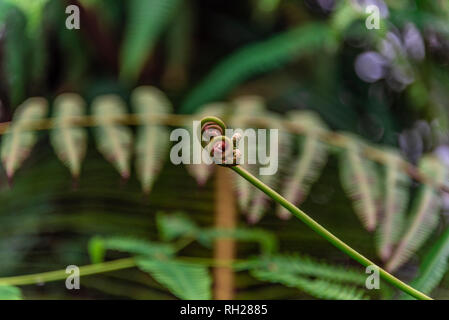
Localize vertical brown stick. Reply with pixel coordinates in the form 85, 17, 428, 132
213, 166, 236, 300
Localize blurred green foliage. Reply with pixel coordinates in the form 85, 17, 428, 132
1, 0, 449, 300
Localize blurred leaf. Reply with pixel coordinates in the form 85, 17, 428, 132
1, 97, 48, 180
156, 212, 199, 242
387, 155, 446, 272
402, 227, 449, 299
131, 86, 171, 193
181, 23, 337, 113
101, 237, 176, 258
230, 96, 265, 213
339, 136, 380, 231
137, 258, 212, 300
50, 93, 87, 178
247, 114, 288, 223
250, 254, 369, 299
3, 7, 27, 107
4, 0, 50, 36
198, 228, 278, 255
277, 111, 328, 219
88, 236, 106, 264
252, 270, 368, 300
376, 150, 410, 261
0, 285, 22, 300
92, 95, 133, 179
120, 0, 182, 83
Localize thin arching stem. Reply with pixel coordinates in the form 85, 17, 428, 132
0, 256, 241, 287
230, 165, 432, 300
0, 258, 137, 286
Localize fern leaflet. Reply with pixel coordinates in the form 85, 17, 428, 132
277, 111, 328, 219
137, 258, 212, 300
376, 150, 410, 261
1, 97, 48, 180
92, 95, 133, 179
386, 155, 446, 272
132, 86, 171, 193
339, 137, 380, 231
0, 285, 22, 300
50, 93, 87, 178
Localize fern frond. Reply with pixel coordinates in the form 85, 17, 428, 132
162, 1, 193, 90
50, 93, 87, 178
376, 150, 410, 261
185, 102, 226, 186
132, 86, 171, 194
339, 137, 380, 231
92, 95, 133, 179
98, 236, 176, 258
156, 212, 199, 241
386, 155, 446, 272
277, 111, 328, 219
181, 23, 337, 113
247, 116, 284, 223
3, 6, 27, 106
137, 258, 212, 300
250, 254, 368, 299
401, 227, 449, 299
88, 236, 106, 264
0, 285, 22, 300
4, 0, 49, 36
1, 97, 48, 180
197, 228, 278, 254
251, 270, 368, 300
120, 0, 182, 82
231, 96, 265, 214
253, 254, 367, 284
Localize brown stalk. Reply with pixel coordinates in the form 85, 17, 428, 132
213, 166, 237, 300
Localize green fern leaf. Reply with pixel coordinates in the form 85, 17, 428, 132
250, 254, 368, 299
401, 227, 449, 299
120, 0, 182, 83
99, 236, 176, 258
251, 270, 368, 300
185, 102, 226, 186
386, 155, 446, 272
156, 212, 199, 241
4, 0, 49, 36
181, 23, 337, 113
339, 137, 380, 231
197, 228, 278, 254
137, 258, 212, 300
92, 95, 133, 179
50, 93, 87, 178
3, 6, 26, 106
376, 150, 410, 261
132, 86, 171, 193
1, 97, 48, 180
277, 111, 328, 219
88, 236, 106, 264
162, 1, 193, 90
0, 285, 22, 300
253, 254, 366, 284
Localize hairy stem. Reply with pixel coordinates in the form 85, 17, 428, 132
231, 165, 432, 300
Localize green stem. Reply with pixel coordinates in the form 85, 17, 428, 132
231, 165, 432, 300
0, 256, 243, 287
0, 258, 136, 286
